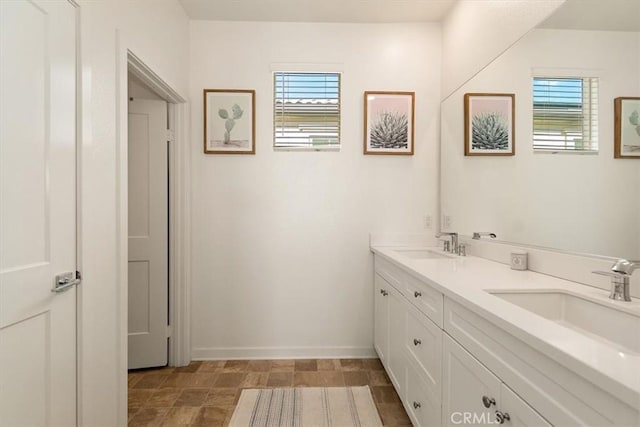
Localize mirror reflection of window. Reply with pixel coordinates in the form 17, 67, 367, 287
532, 77, 599, 153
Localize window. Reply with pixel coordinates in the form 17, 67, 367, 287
532, 77, 598, 152
274, 72, 340, 150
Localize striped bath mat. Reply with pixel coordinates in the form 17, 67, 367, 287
229, 386, 383, 427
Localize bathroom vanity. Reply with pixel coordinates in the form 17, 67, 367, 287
370, 246, 640, 427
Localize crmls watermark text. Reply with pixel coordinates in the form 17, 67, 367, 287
450, 412, 500, 425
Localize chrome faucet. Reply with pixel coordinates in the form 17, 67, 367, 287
611, 259, 640, 276
592, 259, 640, 302
437, 232, 458, 254
472, 232, 497, 240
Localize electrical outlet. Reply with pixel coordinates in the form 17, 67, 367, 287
423, 215, 432, 229
442, 215, 452, 229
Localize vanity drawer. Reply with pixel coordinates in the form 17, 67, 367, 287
402, 272, 443, 327
405, 302, 442, 398
375, 255, 444, 327
374, 257, 403, 292
405, 357, 442, 427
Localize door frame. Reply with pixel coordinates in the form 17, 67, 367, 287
114, 41, 191, 420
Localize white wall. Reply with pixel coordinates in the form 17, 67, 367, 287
128, 73, 164, 100
441, 29, 640, 260
189, 21, 441, 359
78, 1, 188, 425
441, 0, 564, 100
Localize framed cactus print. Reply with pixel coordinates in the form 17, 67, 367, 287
204, 89, 255, 154
464, 93, 515, 156
364, 91, 415, 155
614, 97, 640, 158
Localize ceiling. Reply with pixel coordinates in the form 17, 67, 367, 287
178, 0, 457, 23
538, 0, 640, 31
179, 0, 640, 29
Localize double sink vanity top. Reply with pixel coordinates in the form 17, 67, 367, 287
371, 245, 640, 406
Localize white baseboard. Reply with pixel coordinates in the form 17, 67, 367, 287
191, 346, 377, 361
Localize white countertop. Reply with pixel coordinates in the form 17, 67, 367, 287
371, 245, 640, 409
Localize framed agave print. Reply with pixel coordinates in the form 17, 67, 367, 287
204, 89, 255, 154
364, 91, 415, 155
614, 97, 640, 158
464, 93, 515, 156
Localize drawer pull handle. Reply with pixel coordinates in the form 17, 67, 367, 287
482, 396, 496, 408
413, 401, 421, 409
414, 291, 422, 298
413, 338, 422, 346
495, 411, 510, 424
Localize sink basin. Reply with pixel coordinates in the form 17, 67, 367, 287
488, 290, 640, 355
393, 249, 451, 259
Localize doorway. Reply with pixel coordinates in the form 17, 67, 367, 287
127, 73, 170, 369
122, 52, 190, 374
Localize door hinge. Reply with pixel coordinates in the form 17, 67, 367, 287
166, 130, 175, 142
166, 324, 173, 338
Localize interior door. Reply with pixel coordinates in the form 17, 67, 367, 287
127, 98, 169, 369
0, 1, 78, 426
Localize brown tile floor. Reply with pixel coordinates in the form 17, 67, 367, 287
128, 358, 412, 426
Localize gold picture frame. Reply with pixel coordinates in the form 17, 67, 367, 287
614, 97, 640, 159
464, 93, 515, 156
203, 89, 255, 154
364, 91, 415, 155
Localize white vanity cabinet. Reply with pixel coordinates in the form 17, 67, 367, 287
444, 298, 639, 426
442, 334, 550, 427
372, 252, 640, 427
374, 257, 443, 426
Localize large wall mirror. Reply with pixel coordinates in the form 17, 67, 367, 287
440, 0, 640, 260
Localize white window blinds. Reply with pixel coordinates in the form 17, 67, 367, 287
533, 77, 598, 152
274, 72, 341, 149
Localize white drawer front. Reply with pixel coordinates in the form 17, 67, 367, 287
374, 257, 403, 292
405, 302, 442, 401
374, 255, 443, 327
402, 271, 443, 327
406, 357, 442, 427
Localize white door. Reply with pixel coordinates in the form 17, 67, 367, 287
128, 98, 168, 369
0, 1, 78, 426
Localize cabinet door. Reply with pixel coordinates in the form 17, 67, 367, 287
387, 285, 406, 396
500, 384, 551, 427
374, 273, 390, 364
442, 334, 501, 427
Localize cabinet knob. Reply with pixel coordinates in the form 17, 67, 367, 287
413, 401, 421, 409
495, 411, 511, 424
482, 396, 496, 408
382, 290, 388, 296
414, 291, 422, 298
413, 338, 422, 346
380, 289, 384, 295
